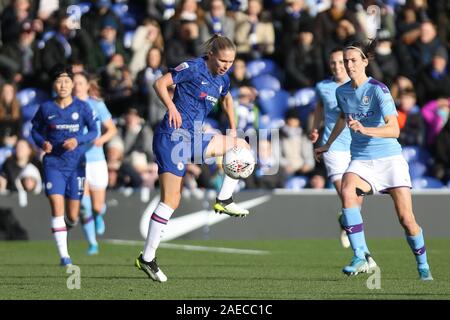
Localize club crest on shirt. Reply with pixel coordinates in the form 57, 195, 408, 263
72, 112, 79, 120
177, 162, 185, 171
362, 96, 370, 105
175, 62, 189, 72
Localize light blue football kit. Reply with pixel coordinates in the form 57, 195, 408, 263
316, 78, 351, 152
154, 57, 230, 176
334, 77, 430, 278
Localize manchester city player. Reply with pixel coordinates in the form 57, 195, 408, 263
315, 41, 432, 280
73, 72, 117, 256
310, 48, 354, 249
135, 35, 252, 282
31, 65, 98, 267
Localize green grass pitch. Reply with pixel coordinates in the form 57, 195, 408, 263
0, 239, 449, 300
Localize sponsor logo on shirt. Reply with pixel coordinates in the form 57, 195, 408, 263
175, 62, 189, 72
51, 123, 80, 132
345, 111, 374, 119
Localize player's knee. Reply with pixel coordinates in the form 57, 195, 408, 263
162, 191, 181, 210
398, 214, 417, 231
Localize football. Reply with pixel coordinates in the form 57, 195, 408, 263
222, 147, 256, 179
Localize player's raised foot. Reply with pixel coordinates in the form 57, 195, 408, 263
418, 268, 433, 281
95, 214, 105, 235
135, 253, 167, 282
60, 257, 72, 267
337, 212, 350, 249
343, 255, 370, 276
214, 198, 249, 217
365, 253, 378, 270
87, 244, 99, 256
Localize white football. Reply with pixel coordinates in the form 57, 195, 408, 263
222, 147, 256, 179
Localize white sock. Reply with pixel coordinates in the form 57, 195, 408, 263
217, 174, 239, 201
51, 216, 69, 258
142, 202, 174, 262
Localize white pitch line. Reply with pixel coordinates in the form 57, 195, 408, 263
104, 239, 269, 255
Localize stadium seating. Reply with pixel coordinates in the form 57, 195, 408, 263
111, 3, 137, 30
290, 87, 317, 128
257, 89, 290, 120
17, 88, 49, 121
412, 176, 445, 189
246, 58, 280, 79
402, 146, 432, 165
408, 161, 427, 179
77, 2, 92, 15
285, 176, 309, 190
251, 74, 281, 91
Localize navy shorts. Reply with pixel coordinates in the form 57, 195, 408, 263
153, 131, 216, 176
43, 166, 86, 200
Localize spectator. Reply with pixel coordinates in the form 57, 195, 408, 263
285, 22, 323, 90
306, 165, 327, 189
0, 0, 41, 46
89, 16, 129, 73
432, 117, 450, 184
246, 139, 286, 189
408, 20, 442, 77
163, 0, 205, 42
314, 0, 361, 46
14, 162, 42, 194
39, 12, 92, 87
0, 83, 21, 147
0, 139, 41, 192
199, 0, 235, 43
421, 95, 450, 147
129, 18, 164, 79
106, 137, 143, 189
100, 53, 134, 116
229, 57, 252, 88
273, 0, 314, 63
234, 86, 260, 135
397, 88, 426, 147
135, 46, 167, 127
115, 107, 158, 188
391, 74, 415, 103
280, 108, 315, 176
369, 30, 399, 87
415, 46, 450, 105
165, 19, 202, 67
0, 19, 39, 87
234, 0, 275, 60
81, 0, 123, 46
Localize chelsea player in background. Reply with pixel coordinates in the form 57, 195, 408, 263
135, 34, 252, 282
31, 65, 98, 267
73, 72, 117, 256
315, 40, 433, 281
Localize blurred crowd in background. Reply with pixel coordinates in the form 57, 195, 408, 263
0, 0, 449, 195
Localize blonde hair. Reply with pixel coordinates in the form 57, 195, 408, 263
202, 34, 236, 55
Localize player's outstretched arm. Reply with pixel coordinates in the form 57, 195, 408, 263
310, 101, 324, 143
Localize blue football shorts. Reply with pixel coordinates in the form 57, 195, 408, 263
43, 166, 86, 200
153, 131, 216, 176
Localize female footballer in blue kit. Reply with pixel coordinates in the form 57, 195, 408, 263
135, 35, 251, 282
315, 41, 432, 280
31, 65, 98, 267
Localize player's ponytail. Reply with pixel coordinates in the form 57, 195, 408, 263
202, 34, 236, 55
345, 39, 378, 61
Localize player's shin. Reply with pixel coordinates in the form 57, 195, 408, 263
341, 207, 369, 259
142, 202, 174, 262
51, 216, 69, 259
81, 195, 97, 247
406, 228, 429, 269
217, 174, 239, 201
